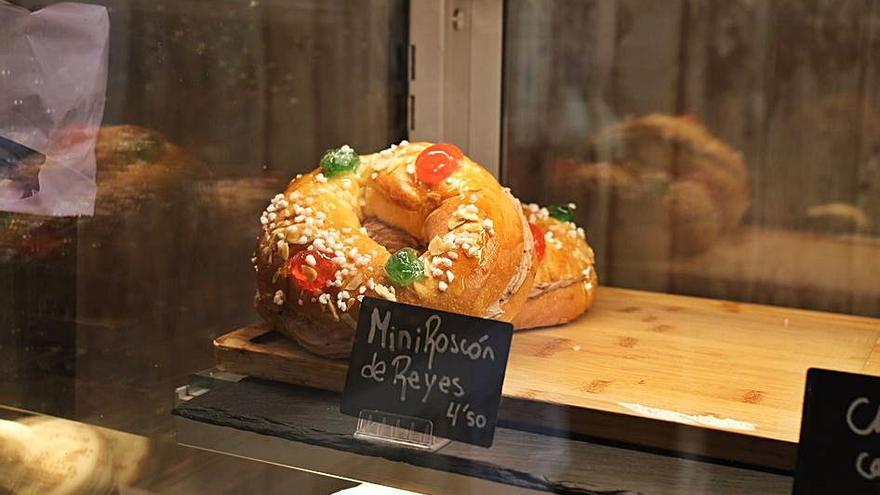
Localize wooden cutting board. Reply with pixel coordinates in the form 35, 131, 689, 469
214, 287, 880, 470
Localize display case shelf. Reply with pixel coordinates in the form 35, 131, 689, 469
212, 287, 880, 471
173, 375, 792, 495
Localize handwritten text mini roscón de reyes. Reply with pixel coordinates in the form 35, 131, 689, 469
359, 307, 496, 429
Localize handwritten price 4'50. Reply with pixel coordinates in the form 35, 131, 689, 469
446, 401, 487, 429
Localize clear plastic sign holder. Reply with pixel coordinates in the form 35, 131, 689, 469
354, 410, 450, 452
175, 369, 245, 406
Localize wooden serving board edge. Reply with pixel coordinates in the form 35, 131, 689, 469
214, 324, 347, 393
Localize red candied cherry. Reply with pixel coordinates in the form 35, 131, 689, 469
289, 249, 337, 293
415, 143, 463, 185
529, 223, 546, 261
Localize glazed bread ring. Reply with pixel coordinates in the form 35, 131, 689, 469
254, 141, 537, 358
512, 203, 598, 329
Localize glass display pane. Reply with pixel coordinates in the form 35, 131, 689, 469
4, 0, 880, 493
1, 0, 407, 436
503, 0, 880, 317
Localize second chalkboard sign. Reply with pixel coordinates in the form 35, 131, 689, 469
793, 368, 880, 495
340, 297, 513, 447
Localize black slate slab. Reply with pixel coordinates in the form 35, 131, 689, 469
172, 378, 791, 495
173, 378, 622, 494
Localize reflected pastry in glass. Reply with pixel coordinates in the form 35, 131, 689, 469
551, 114, 749, 258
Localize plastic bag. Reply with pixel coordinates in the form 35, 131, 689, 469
0, 1, 109, 216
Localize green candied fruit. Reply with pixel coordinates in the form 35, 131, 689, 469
548, 204, 575, 223
131, 133, 165, 163
385, 247, 425, 286
649, 175, 672, 197
319, 144, 360, 178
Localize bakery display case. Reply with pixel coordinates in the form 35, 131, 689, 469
2, 0, 880, 494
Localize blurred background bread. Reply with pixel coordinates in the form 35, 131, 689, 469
549, 114, 749, 259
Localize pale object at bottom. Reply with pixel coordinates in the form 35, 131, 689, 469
334, 483, 426, 495
0, 416, 149, 495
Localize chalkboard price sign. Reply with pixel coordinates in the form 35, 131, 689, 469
793, 368, 880, 495
340, 297, 513, 447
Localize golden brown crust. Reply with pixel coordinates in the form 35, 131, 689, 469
254, 142, 537, 358
512, 203, 598, 329
512, 276, 597, 330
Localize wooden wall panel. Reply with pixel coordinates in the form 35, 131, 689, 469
118, 0, 269, 174
504, 0, 880, 316
503, 0, 602, 164
610, 0, 684, 118
852, 2, 880, 316
9, 0, 409, 433
755, 0, 865, 229
18, 0, 406, 177
672, 0, 768, 302
13, 0, 880, 315
680, 0, 769, 168
263, 0, 407, 177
